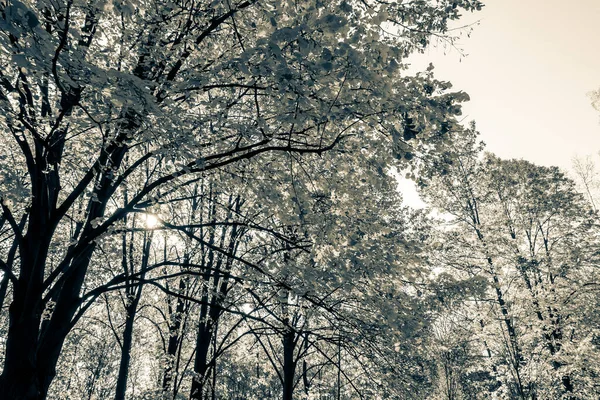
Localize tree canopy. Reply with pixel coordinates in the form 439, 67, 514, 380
0, 0, 484, 399
3, 1, 599, 400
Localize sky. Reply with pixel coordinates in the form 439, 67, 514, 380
400, 0, 600, 207
409, 0, 600, 170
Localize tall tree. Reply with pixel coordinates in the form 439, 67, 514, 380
0, 0, 482, 398
422, 128, 600, 399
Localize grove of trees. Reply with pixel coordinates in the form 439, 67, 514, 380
0, 0, 599, 400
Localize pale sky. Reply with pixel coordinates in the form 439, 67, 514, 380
409, 0, 600, 170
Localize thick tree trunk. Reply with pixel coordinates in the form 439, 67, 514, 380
0, 228, 55, 400
0, 299, 42, 399
0, 149, 128, 400
0, 11, 144, 394
0, 172, 126, 399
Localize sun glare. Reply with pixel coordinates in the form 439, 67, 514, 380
144, 214, 160, 229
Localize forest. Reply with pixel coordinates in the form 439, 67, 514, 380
0, 0, 599, 399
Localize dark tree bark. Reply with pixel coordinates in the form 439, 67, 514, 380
114, 232, 151, 400
282, 324, 297, 400
302, 334, 310, 397
190, 196, 241, 400
162, 276, 188, 396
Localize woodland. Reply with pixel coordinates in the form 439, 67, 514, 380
0, 0, 599, 399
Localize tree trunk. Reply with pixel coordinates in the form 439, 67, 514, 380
162, 277, 187, 396
0, 230, 55, 400
0, 136, 128, 399
114, 302, 138, 400
282, 325, 296, 400
0, 295, 42, 399
190, 196, 240, 400
302, 335, 310, 397
190, 323, 213, 400
115, 232, 150, 400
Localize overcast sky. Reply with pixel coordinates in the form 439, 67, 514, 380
410, 0, 600, 170
400, 0, 600, 206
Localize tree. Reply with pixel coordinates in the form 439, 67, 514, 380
0, 0, 485, 397
421, 128, 600, 399
588, 88, 600, 113
572, 154, 600, 210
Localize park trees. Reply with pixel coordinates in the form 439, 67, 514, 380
0, 0, 483, 398
421, 128, 600, 399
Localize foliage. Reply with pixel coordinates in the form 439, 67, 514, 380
420, 128, 600, 399
0, 0, 484, 399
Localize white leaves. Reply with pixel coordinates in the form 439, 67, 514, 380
90, 217, 103, 229
41, 300, 55, 321
0, 197, 13, 210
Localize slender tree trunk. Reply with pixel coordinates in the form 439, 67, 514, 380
115, 232, 150, 400
211, 319, 218, 400
190, 190, 219, 400
282, 326, 296, 400
162, 277, 187, 395
114, 301, 138, 400
190, 323, 213, 400
337, 335, 341, 400
473, 227, 527, 399
190, 196, 240, 400
302, 334, 310, 397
